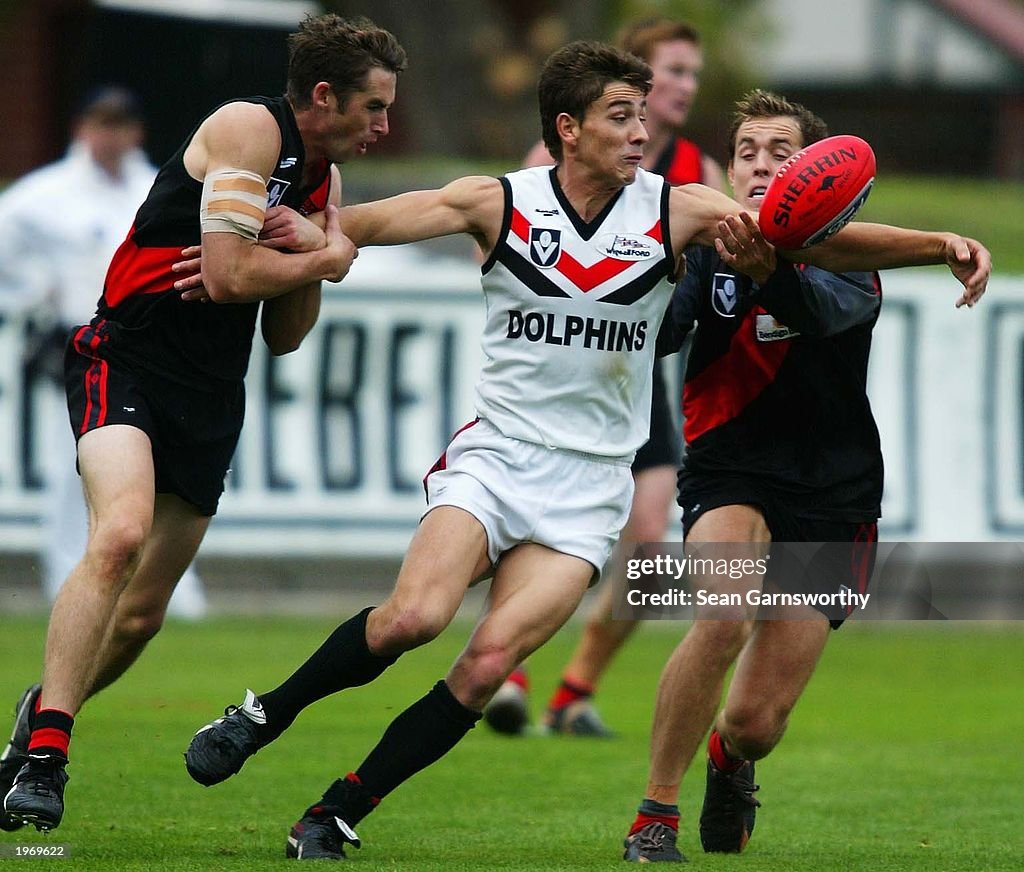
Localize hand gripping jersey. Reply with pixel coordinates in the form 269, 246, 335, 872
78, 96, 331, 389
477, 166, 676, 460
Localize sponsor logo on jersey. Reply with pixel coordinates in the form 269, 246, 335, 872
505, 309, 647, 351
712, 273, 739, 317
267, 177, 292, 207
596, 232, 657, 261
754, 312, 799, 342
535, 207, 560, 216
529, 227, 561, 267
278, 157, 298, 169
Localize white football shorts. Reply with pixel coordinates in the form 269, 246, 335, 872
423, 418, 635, 582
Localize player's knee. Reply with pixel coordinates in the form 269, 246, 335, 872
720, 703, 787, 760
113, 607, 165, 647
85, 516, 149, 585
453, 646, 517, 708
369, 603, 448, 654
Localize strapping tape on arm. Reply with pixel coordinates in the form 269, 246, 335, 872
200, 168, 268, 240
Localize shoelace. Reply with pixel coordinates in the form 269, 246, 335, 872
208, 708, 257, 752
632, 822, 677, 853
17, 760, 65, 794
723, 769, 761, 808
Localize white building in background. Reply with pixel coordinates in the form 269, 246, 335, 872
745, 0, 1024, 178
756, 0, 1022, 87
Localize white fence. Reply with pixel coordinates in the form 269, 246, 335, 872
1, 245, 1021, 555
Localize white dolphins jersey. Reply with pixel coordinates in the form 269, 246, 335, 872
475, 165, 676, 460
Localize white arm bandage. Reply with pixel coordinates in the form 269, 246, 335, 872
200, 168, 268, 240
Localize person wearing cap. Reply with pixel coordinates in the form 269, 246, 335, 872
0, 86, 209, 619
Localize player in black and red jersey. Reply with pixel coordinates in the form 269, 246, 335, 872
1, 14, 406, 833
486, 18, 727, 739
622, 90, 977, 862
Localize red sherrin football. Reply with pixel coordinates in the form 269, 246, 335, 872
758, 134, 876, 250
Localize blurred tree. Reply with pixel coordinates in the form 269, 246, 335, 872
323, 0, 601, 160
320, 0, 763, 164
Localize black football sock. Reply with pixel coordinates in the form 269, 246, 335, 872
340, 679, 481, 804
256, 607, 397, 742
315, 773, 379, 827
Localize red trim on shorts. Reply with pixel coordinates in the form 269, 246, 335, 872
73, 320, 111, 435
80, 358, 109, 434
422, 418, 479, 497
851, 522, 877, 597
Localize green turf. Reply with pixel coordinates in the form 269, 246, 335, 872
0, 617, 1021, 869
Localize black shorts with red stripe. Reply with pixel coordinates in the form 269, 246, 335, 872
64, 322, 244, 517
678, 474, 877, 629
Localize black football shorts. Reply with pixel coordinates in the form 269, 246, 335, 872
678, 474, 877, 628
64, 328, 244, 517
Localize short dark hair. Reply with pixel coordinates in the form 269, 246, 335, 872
616, 17, 701, 62
538, 41, 652, 162
728, 89, 829, 158
76, 85, 143, 125
286, 14, 407, 110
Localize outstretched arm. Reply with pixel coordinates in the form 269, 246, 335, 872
806, 221, 989, 307
715, 213, 990, 308
339, 175, 504, 255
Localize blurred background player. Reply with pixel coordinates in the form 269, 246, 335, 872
0, 85, 208, 620
485, 18, 724, 737
622, 90, 987, 863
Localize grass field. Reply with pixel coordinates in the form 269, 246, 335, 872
0, 616, 1021, 869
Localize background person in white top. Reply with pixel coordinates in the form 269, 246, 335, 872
182, 40, 990, 862
0, 86, 207, 619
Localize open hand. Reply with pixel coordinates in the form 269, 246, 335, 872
945, 235, 990, 308
714, 212, 777, 285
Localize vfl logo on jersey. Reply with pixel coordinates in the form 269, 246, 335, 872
596, 232, 656, 261
530, 228, 561, 268
712, 273, 739, 317
278, 157, 298, 169
754, 312, 799, 342
267, 177, 292, 207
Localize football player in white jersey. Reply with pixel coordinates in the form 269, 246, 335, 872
181, 40, 989, 862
